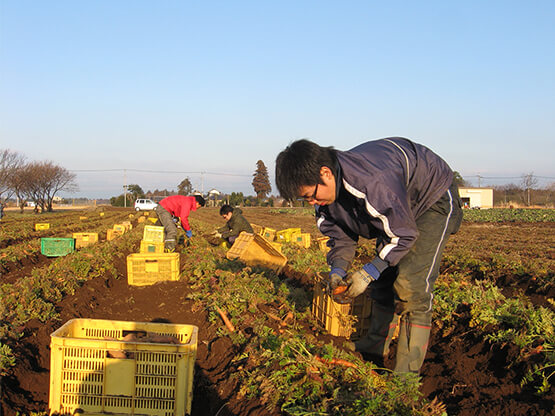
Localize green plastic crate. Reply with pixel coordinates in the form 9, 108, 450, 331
40, 238, 75, 257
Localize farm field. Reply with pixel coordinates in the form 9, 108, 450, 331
0, 206, 554, 415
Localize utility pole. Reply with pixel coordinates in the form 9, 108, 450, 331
477, 174, 482, 188
123, 169, 128, 208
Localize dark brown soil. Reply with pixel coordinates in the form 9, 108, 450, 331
1, 207, 554, 415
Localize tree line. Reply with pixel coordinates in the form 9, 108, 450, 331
0, 149, 77, 212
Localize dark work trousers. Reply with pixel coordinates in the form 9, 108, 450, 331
355, 181, 463, 373
155, 205, 177, 250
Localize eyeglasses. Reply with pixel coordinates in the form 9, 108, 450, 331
299, 183, 319, 202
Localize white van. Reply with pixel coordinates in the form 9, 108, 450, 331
134, 198, 158, 211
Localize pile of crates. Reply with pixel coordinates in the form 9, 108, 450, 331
126, 225, 180, 286
261, 227, 313, 251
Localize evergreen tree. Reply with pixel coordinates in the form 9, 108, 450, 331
178, 177, 193, 195
252, 160, 271, 199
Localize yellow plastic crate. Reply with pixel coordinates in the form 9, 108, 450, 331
262, 227, 276, 241
140, 240, 165, 254
147, 217, 158, 224
137, 216, 146, 223
113, 224, 127, 232
316, 236, 330, 253
121, 221, 133, 231
276, 228, 301, 243
73, 232, 99, 249
35, 223, 50, 231
49, 318, 197, 416
79, 216, 88, 220
270, 242, 283, 253
106, 229, 123, 241
127, 253, 180, 286
250, 223, 264, 236
291, 232, 311, 248
226, 232, 287, 273
99, 212, 105, 217
311, 274, 372, 340
143, 225, 165, 243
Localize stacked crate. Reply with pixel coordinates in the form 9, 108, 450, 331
127, 225, 180, 286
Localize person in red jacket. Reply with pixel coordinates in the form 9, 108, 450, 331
155, 194, 206, 251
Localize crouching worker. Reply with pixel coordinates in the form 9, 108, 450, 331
212, 204, 253, 246
155, 194, 206, 251
275, 137, 463, 374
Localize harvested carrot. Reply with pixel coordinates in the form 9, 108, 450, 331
314, 355, 357, 369
215, 306, 235, 332
333, 285, 347, 295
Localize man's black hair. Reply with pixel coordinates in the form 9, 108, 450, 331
194, 195, 206, 207
275, 139, 337, 200
220, 204, 233, 215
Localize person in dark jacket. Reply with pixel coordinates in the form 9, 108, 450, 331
214, 204, 254, 245
275, 137, 462, 374
155, 194, 205, 251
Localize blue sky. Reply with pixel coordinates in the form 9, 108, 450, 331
1, 1, 554, 198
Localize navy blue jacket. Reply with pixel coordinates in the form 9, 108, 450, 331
316, 137, 453, 274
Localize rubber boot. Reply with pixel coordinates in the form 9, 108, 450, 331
354, 302, 398, 366
393, 314, 431, 374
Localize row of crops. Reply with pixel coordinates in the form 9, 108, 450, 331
1, 208, 554, 414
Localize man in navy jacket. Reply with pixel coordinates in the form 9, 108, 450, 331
276, 137, 462, 374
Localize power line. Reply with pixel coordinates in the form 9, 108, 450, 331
70, 168, 252, 177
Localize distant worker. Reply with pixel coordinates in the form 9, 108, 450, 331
155, 194, 206, 251
212, 204, 254, 245
275, 137, 463, 374
0, 201, 4, 221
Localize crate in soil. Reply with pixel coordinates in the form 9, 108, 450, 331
311, 274, 372, 340
143, 225, 165, 243
140, 239, 165, 253
316, 236, 330, 253
226, 232, 287, 272
250, 223, 264, 236
276, 227, 301, 243
49, 318, 198, 416
127, 252, 180, 286
106, 229, 123, 241
261, 227, 276, 241
73, 232, 99, 249
291, 232, 311, 248
40, 238, 75, 257
113, 224, 127, 232
35, 223, 50, 231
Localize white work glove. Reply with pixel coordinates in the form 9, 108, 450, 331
343, 263, 381, 299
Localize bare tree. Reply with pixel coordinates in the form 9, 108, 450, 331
521, 172, 538, 206
19, 161, 78, 212
0, 149, 25, 201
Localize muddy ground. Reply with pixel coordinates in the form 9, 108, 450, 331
1, 206, 554, 415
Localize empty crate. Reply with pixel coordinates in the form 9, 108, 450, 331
73, 232, 99, 249
49, 318, 198, 416
143, 225, 165, 243
140, 240, 165, 254
35, 223, 50, 231
40, 238, 75, 257
276, 228, 301, 243
127, 253, 180, 286
226, 232, 287, 273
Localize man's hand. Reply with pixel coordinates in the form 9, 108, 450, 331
343, 263, 381, 299
185, 230, 193, 238
327, 267, 347, 295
